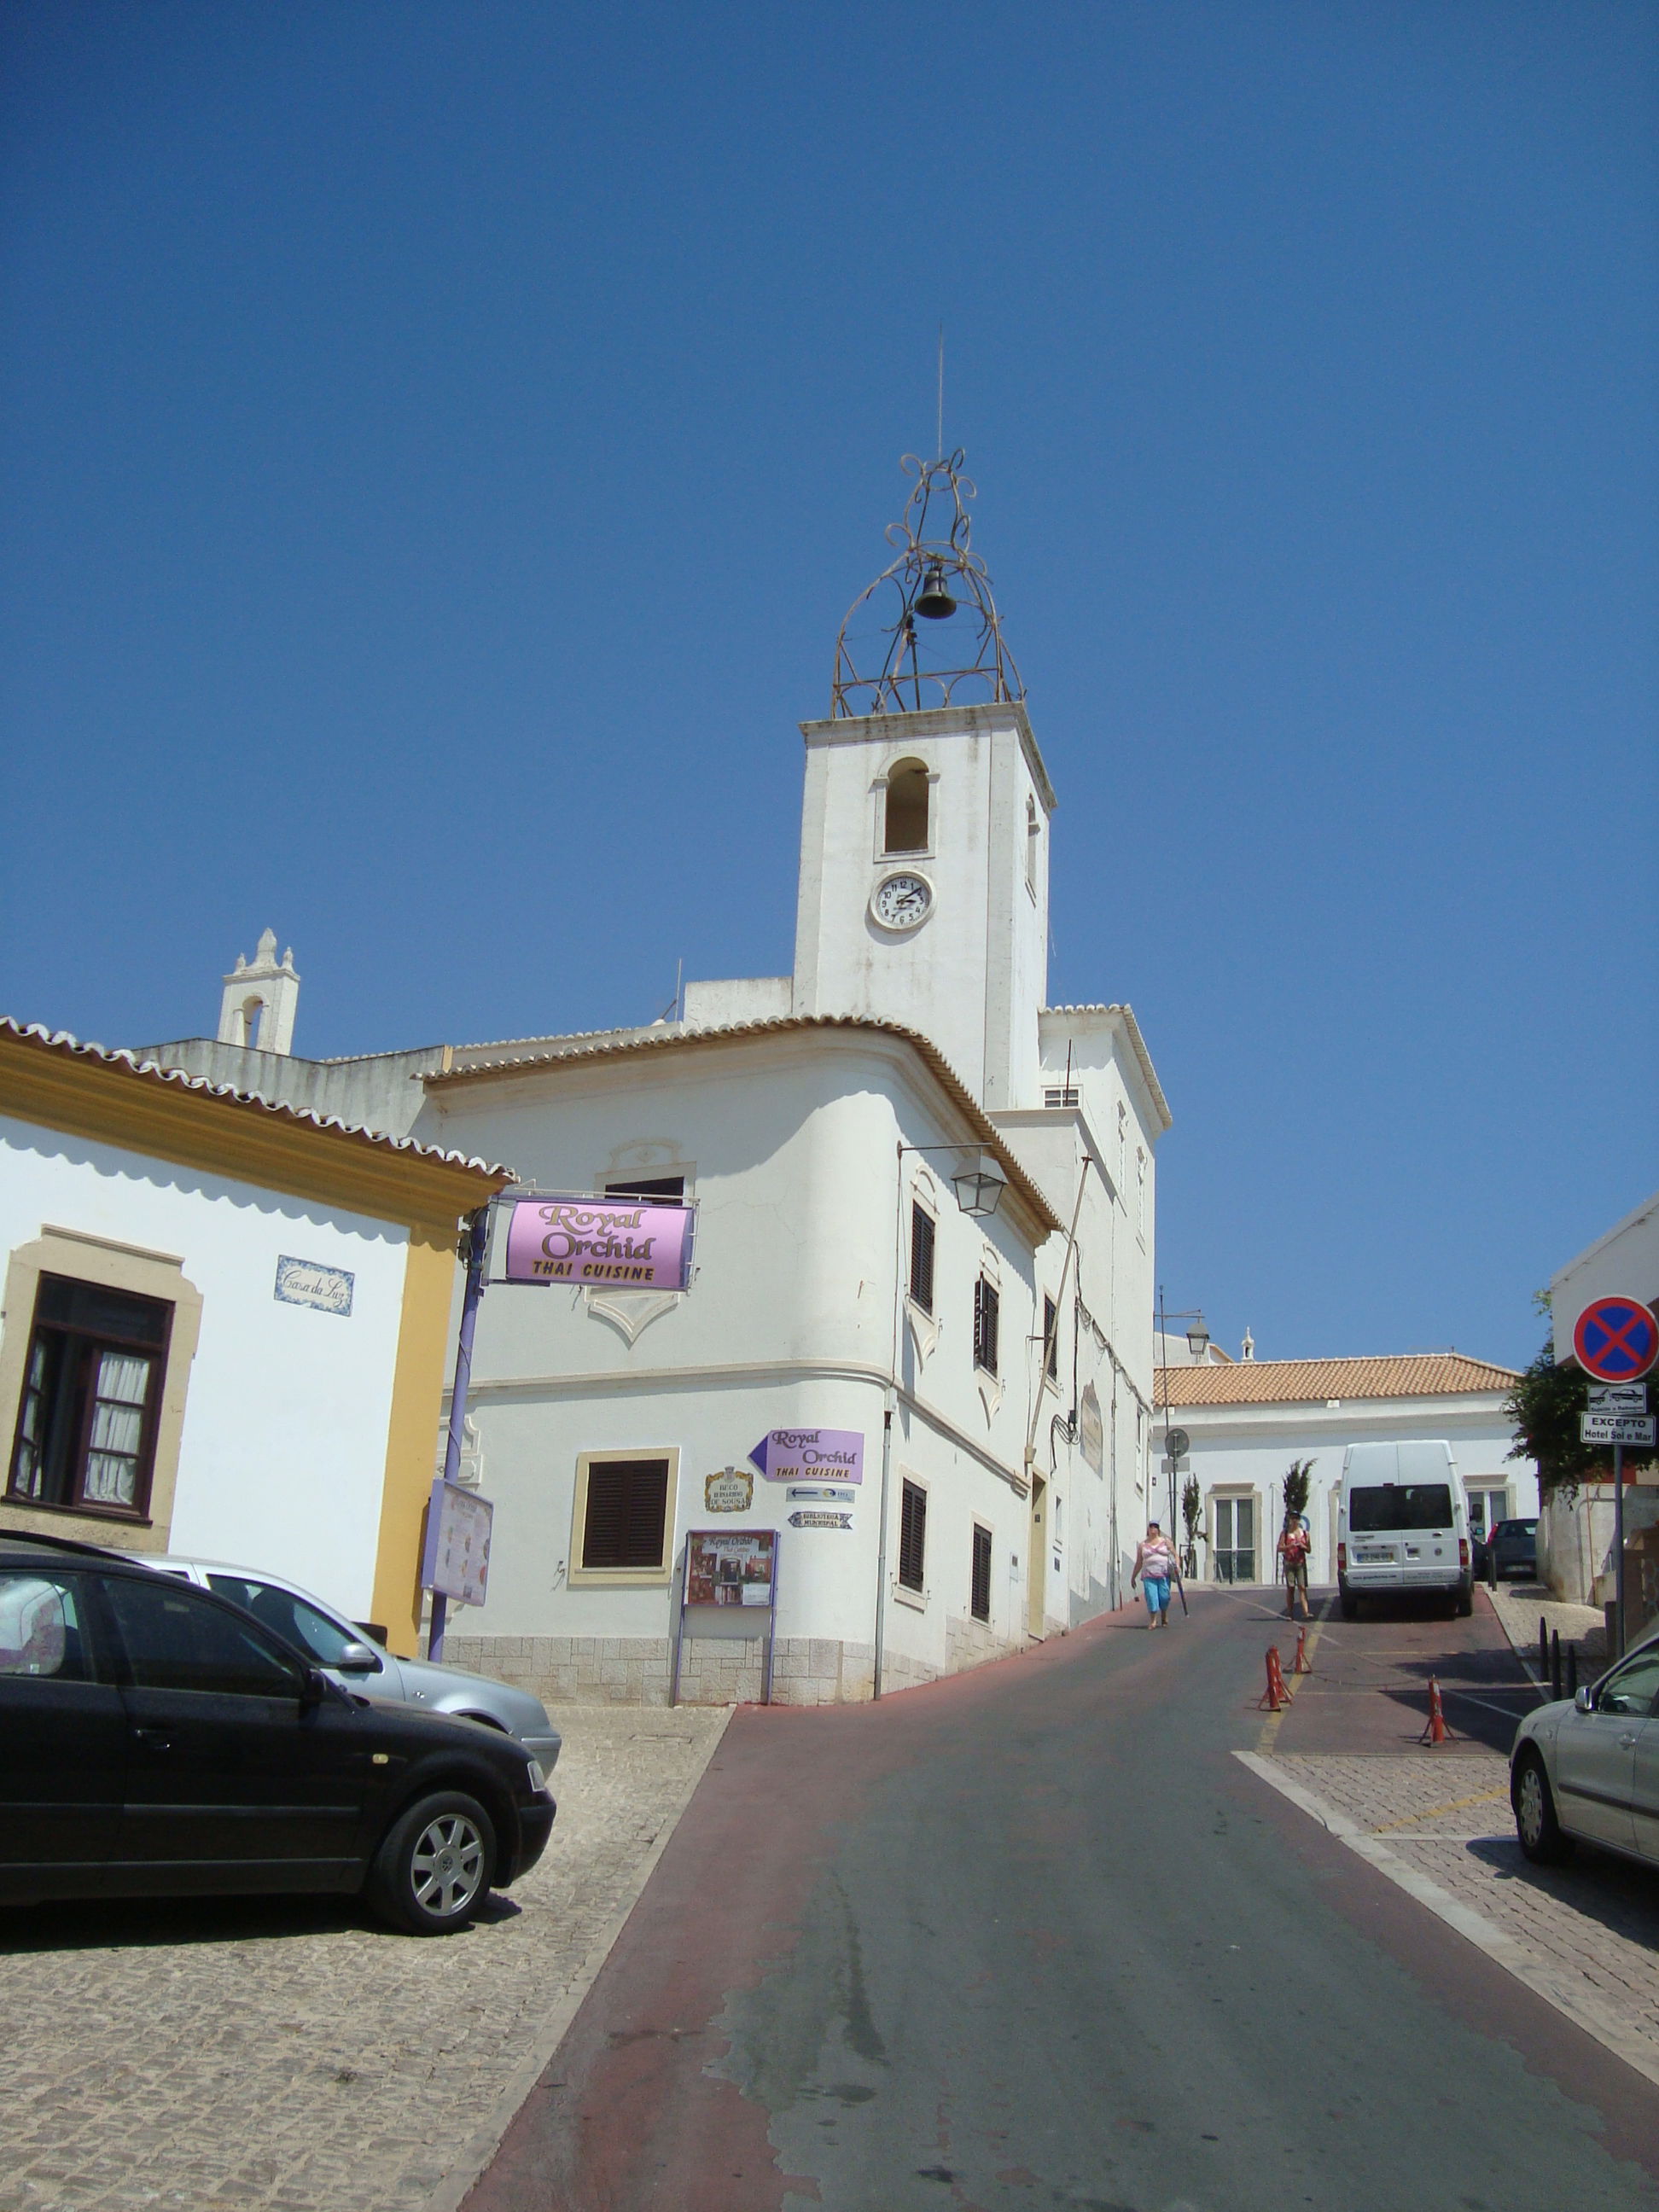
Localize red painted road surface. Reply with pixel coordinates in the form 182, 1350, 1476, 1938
463, 1591, 1659, 2212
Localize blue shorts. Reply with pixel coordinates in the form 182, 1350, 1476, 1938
1144, 1576, 1170, 1615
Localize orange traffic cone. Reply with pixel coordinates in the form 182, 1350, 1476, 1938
1417, 1675, 1453, 1745
1257, 1645, 1289, 1711
1291, 1627, 1313, 1675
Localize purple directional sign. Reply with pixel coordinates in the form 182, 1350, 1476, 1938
749, 1427, 864, 1486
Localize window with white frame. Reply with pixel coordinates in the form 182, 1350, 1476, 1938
899, 1478, 928, 1592
970, 1522, 992, 1621
1213, 1493, 1256, 1583
908, 1199, 936, 1315
973, 1275, 1000, 1376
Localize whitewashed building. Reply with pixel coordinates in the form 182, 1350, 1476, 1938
1540, 1193, 1659, 1612
0, 1017, 509, 1648
141, 457, 1173, 1703
1158, 1348, 1539, 1587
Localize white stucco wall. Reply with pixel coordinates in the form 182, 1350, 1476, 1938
1173, 1398, 1539, 1585
792, 706, 1051, 1115
0, 1113, 411, 1617
414, 1031, 1126, 1686
1551, 1194, 1659, 1364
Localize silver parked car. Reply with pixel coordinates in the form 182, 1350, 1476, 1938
133, 1554, 561, 1771
1511, 1627, 1659, 1869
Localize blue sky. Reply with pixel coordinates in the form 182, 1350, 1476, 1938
3, 2, 1654, 1369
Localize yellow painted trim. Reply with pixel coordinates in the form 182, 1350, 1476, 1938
0, 1032, 507, 1225
370, 1222, 461, 1656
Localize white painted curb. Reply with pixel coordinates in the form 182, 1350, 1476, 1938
1234, 1749, 1659, 2092
423, 1708, 735, 2212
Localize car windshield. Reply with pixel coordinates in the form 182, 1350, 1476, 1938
1349, 1484, 1454, 1533
206, 1574, 368, 1666
1497, 1520, 1536, 1537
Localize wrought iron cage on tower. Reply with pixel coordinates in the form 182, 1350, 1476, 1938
832, 451, 1025, 717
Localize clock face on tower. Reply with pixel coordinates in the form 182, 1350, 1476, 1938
871, 871, 934, 931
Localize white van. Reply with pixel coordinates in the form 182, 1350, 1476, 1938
1336, 1440, 1472, 1621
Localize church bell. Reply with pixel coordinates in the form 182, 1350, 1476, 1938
914, 561, 958, 620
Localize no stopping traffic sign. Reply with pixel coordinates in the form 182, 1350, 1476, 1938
1573, 1295, 1659, 1382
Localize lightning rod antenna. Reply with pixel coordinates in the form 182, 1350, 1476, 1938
936, 324, 945, 462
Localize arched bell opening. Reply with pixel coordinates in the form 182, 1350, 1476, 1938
883, 760, 930, 854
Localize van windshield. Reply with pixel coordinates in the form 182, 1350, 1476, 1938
1350, 1484, 1454, 1533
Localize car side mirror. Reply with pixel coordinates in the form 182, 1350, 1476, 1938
300, 1665, 332, 1709
1575, 1685, 1594, 1714
334, 1641, 380, 1674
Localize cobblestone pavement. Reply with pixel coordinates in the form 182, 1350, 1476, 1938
1486, 1576, 1608, 1674
1257, 1749, 1659, 2084
1, 1707, 729, 2212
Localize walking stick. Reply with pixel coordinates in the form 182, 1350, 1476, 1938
1174, 1570, 1189, 1617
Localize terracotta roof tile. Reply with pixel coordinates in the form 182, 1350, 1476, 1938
1157, 1353, 1520, 1406
422, 1011, 1063, 1234
1, 1019, 513, 1181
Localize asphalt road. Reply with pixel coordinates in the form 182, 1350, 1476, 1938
463, 1589, 1659, 2212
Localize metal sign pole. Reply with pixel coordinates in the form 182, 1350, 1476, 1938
1614, 1441, 1626, 1661
428, 1204, 491, 1662
762, 1536, 779, 1705
669, 1541, 690, 1708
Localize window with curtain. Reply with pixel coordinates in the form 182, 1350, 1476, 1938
8, 1276, 171, 1519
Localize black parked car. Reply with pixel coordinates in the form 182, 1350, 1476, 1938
0, 1531, 555, 1932
1487, 1517, 1539, 1581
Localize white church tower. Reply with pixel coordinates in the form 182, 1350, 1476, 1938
790, 452, 1051, 1112
217, 929, 300, 1056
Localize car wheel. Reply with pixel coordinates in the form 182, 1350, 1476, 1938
1513, 1749, 1573, 1866
369, 1790, 496, 1934
1340, 1593, 1359, 1622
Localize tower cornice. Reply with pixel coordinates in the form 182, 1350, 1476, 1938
799, 701, 1056, 815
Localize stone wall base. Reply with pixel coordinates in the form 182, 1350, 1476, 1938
444, 1617, 1024, 1708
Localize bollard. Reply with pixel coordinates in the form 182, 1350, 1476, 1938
1291, 1625, 1313, 1675
1418, 1675, 1452, 1745
1487, 1548, 1498, 1589
1257, 1645, 1289, 1711
1539, 1616, 1548, 1682
1568, 1643, 1578, 1700
1551, 1628, 1562, 1701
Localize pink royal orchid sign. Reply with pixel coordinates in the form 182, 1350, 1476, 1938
500, 1196, 695, 1290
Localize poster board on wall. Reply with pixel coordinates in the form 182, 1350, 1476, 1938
670, 1528, 780, 1706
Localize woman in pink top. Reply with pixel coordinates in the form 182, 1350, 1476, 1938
1131, 1520, 1180, 1628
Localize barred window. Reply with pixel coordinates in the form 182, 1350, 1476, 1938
909, 1202, 935, 1314
970, 1524, 992, 1622
899, 1479, 928, 1592
973, 1278, 1000, 1376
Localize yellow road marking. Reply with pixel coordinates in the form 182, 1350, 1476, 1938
1254, 1595, 1332, 1754
1371, 1786, 1508, 1834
